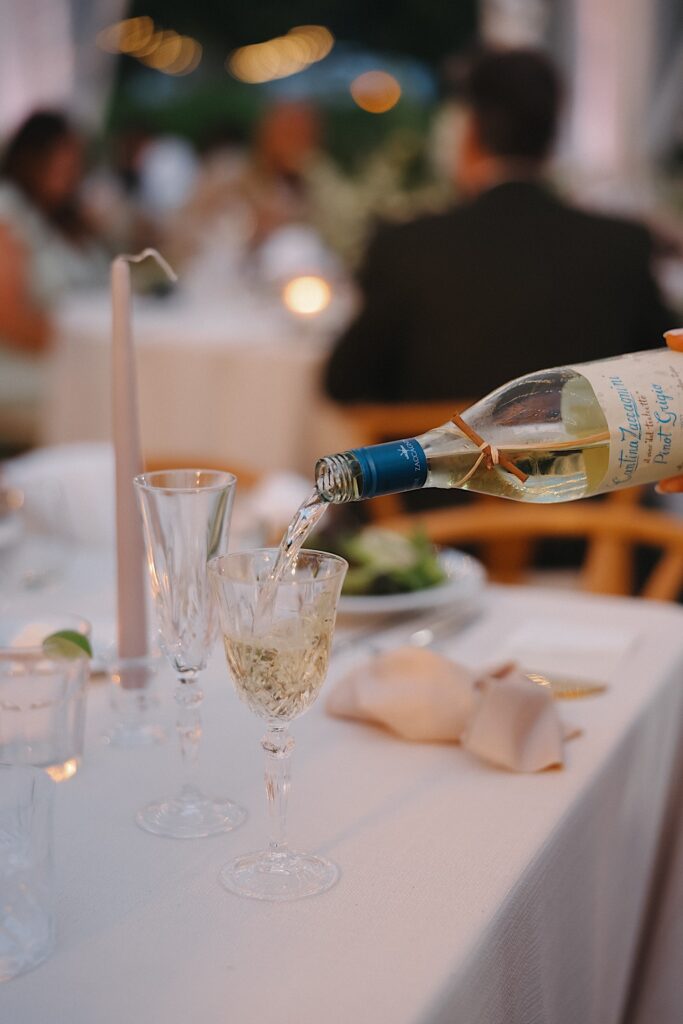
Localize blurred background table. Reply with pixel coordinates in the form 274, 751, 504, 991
41, 291, 354, 475
2, 547, 683, 1024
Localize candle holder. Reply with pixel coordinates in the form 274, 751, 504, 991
103, 649, 166, 748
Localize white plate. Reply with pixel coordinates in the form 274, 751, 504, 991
338, 548, 486, 616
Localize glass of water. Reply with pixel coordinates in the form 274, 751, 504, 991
0, 641, 90, 784
0, 765, 55, 982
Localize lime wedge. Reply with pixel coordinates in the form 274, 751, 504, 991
42, 629, 93, 660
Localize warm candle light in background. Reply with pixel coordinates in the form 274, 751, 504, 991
282, 275, 332, 316
111, 250, 177, 668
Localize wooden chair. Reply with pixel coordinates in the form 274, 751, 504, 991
381, 497, 683, 600
143, 456, 262, 489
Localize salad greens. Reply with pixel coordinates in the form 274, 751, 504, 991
319, 527, 446, 596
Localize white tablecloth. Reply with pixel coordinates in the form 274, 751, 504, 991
41, 293, 354, 475
2, 551, 683, 1024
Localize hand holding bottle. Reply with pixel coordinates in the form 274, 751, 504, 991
657, 329, 683, 493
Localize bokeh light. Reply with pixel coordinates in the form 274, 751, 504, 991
96, 18, 202, 76
282, 276, 332, 316
288, 25, 334, 62
165, 38, 203, 76
96, 17, 155, 55
140, 31, 183, 70
350, 71, 402, 113
46, 757, 79, 783
227, 25, 334, 84
133, 30, 164, 59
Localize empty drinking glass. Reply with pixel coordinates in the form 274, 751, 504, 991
134, 469, 246, 838
0, 765, 55, 981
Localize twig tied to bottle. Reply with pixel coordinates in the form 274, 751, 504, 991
451, 412, 529, 485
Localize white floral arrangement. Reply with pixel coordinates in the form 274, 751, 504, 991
306, 131, 453, 266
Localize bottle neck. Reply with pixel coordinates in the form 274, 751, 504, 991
316, 437, 428, 503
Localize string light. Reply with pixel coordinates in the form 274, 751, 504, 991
350, 71, 402, 114
139, 31, 183, 70
288, 25, 334, 61
131, 30, 165, 59
96, 17, 155, 55
95, 18, 202, 76
227, 25, 334, 84
165, 38, 203, 76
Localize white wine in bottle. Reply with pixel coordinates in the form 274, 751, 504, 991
316, 348, 683, 504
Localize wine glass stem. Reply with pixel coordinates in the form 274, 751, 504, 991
175, 675, 203, 802
262, 725, 294, 856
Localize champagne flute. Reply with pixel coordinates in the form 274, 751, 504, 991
209, 548, 347, 900
134, 469, 246, 838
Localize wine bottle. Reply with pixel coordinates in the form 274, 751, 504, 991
316, 348, 683, 504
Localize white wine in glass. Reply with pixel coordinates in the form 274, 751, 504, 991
210, 548, 347, 901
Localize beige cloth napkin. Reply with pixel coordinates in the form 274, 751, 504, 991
326, 648, 576, 772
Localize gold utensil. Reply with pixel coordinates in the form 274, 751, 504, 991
526, 672, 607, 700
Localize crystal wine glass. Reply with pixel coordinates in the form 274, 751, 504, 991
209, 548, 347, 900
134, 469, 246, 838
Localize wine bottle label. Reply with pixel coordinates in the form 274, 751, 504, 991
352, 439, 428, 498
574, 349, 683, 489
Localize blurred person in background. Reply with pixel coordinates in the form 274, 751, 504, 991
188, 122, 250, 217
163, 120, 249, 271
0, 111, 106, 351
83, 120, 160, 254
166, 100, 322, 274
246, 100, 322, 243
0, 110, 107, 449
325, 48, 675, 404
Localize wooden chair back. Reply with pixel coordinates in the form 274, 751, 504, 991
382, 496, 683, 600
338, 401, 653, 590
143, 456, 262, 489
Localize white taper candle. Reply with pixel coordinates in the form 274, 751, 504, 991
111, 249, 177, 661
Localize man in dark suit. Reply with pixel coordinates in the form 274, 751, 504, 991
325, 49, 674, 404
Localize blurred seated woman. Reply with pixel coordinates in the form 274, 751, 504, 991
0, 111, 106, 448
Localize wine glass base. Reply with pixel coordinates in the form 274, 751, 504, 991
0, 932, 55, 982
136, 791, 246, 839
219, 850, 339, 901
